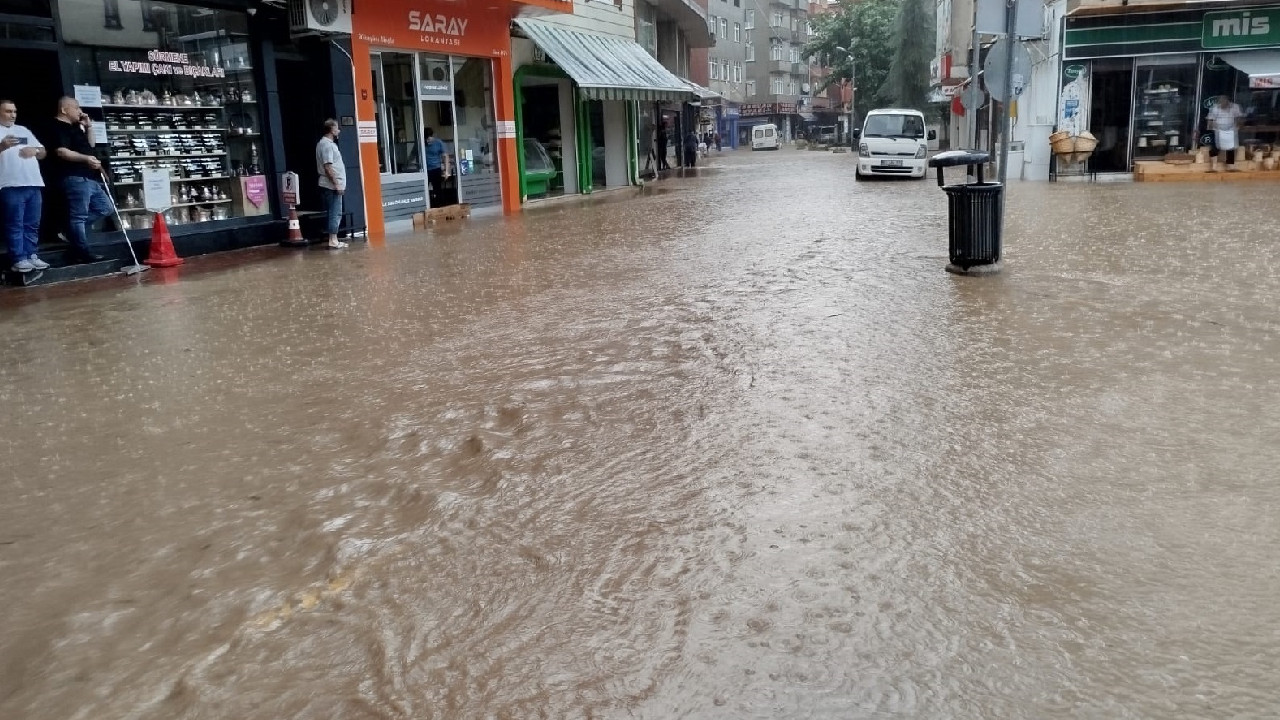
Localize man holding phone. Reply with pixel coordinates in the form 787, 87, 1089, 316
0, 99, 48, 273
46, 97, 109, 263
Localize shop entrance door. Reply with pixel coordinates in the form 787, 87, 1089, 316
371, 51, 427, 223
417, 53, 456, 208
1088, 59, 1134, 173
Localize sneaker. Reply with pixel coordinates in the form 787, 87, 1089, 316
27, 256, 49, 270
11, 259, 34, 273
327, 240, 349, 249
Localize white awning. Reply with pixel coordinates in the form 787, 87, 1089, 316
1222, 50, 1280, 89
515, 19, 695, 102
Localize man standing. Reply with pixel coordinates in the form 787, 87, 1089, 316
47, 97, 107, 263
316, 118, 347, 249
423, 127, 449, 207
655, 120, 670, 171
0, 100, 48, 273
1208, 94, 1244, 172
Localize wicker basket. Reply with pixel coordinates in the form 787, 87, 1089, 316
1051, 136, 1075, 155
1049, 130, 1070, 144
1073, 132, 1098, 153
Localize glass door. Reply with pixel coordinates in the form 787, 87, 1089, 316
1132, 55, 1198, 160
371, 51, 429, 222
451, 57, 503, 210
418, 53, 456, 208
1088, 58, 1134, 173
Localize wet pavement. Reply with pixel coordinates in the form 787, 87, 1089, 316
2, 148, 1279, 719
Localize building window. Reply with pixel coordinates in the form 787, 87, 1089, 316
772, 77, 784, 95
733, 61, 743, 83
734, 0, 740, 6
745, 44, 755, 61
709, 59, 717, 80
733, 22, 741, 43
771, 11, 784, 27
719, 17, 727, 37
806, 20, 814, 35
708, 14, 715, 34
770, 41, 783, 61
745, 10, 755, 29
789, 47, 800, 63
746, 79, 756, 96
721, 59, 729, 80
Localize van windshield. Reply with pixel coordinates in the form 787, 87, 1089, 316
862, 114, 925, 139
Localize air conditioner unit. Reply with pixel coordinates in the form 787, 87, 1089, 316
289, 0, 353, 35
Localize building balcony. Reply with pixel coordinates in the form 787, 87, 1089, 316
769, 0, 802, 9
769, 59, 802, 74
655, 0, 715, 48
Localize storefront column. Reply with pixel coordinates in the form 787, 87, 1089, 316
493, 53, 521, 215
351, 48, 383, 235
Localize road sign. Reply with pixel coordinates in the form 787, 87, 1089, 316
960, 85, 985, 111
281, 171, 299, 206
983, 39, 1033, 103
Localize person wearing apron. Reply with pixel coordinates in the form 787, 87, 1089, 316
1207, 95, 1244, 172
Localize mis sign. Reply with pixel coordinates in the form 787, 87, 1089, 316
1203, 9, 1280, 49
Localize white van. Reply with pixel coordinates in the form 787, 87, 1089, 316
854, 109, 933, 180
751, 124, 780, 151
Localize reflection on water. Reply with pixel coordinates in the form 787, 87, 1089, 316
2, 153, 1279, 719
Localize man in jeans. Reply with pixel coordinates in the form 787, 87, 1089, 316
47, 97, 108, 263
316, 118, 347, 249
0, 99, 49, 273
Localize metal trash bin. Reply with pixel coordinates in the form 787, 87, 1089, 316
927, 150, 1002, 270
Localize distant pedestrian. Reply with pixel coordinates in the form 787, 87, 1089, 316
316, 118, 347, 249
0, 99, 48, 273
47, 97, 108, 264
1207, 94, 1243, 172
656, 121, 670, 171
714, 132, 722, 151
683, 131, 699, 167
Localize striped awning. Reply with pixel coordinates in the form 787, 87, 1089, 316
516, 19, 695, 103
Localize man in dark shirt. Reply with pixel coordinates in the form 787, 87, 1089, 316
45, 97, 110, 262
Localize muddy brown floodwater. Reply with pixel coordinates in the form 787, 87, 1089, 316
2, 149, 1279, 719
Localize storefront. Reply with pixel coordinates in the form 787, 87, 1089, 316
1062, 5, 1280, 173
720, 103, 740, 149
0, 0, 318, 264
738, 102, 795, 144
511, 18, 694, 194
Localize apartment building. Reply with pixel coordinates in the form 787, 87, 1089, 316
743, 0, 812, 142
704, 0, 750, 146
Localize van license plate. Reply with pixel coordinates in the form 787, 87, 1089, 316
881, 159, 903, 167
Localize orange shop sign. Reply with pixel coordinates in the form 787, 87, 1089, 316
354, 0, 511, 56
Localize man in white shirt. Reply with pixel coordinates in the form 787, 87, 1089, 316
1207, 95, 1244, 172
315, 118, 347, 249
0, 99, 48, 273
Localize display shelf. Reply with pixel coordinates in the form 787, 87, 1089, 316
106, 127, 227, 133
102, 103, 225, 111
109, 151, 227, 160
118, 199, 233, 212
112, 175, 233, 186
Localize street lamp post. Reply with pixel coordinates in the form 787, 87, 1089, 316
836, 45, 856, 148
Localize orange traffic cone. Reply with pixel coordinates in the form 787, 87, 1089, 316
281, 206, 307, 247
146, 212, 184, 268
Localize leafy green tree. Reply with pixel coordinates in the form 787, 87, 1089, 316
880, 0, 936, 114
803, 0, 901, 122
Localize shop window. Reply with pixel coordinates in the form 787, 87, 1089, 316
1132, 56, 1197, 159
59, 0, 268, 227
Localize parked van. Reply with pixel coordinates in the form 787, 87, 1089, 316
853, 108, 934, 180
751, 124, 780, 151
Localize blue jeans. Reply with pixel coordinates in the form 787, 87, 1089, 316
320, 187, 343, 235
1, 186, 42, 261
62, 176, 113, 252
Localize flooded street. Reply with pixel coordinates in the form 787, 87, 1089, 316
3, 148, 1279, 718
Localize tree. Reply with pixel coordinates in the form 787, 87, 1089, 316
803, 0, 901, 122
880, 0, 935, 114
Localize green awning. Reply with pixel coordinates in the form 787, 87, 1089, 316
516, 19, 695, 103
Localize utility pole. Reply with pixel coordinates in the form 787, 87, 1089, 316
836, 45, 856, 148
997, 0, 1016, 187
